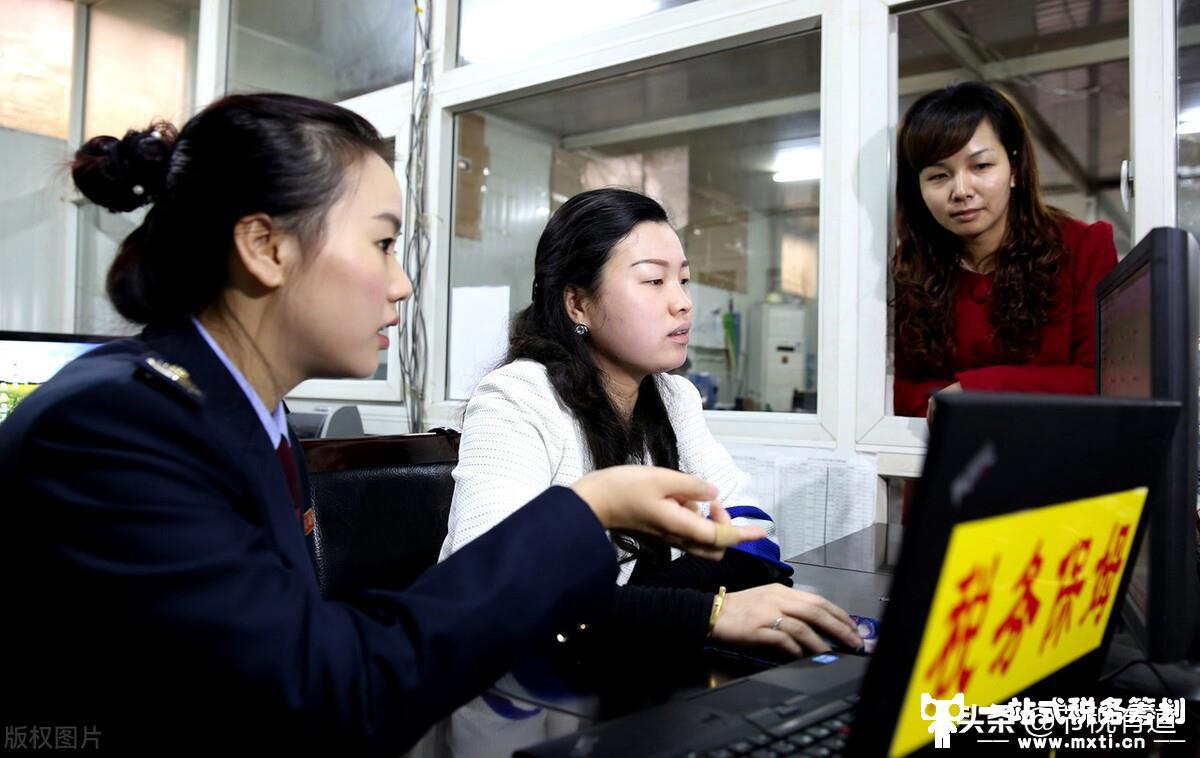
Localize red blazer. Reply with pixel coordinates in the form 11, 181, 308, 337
893, 216, 1119, 418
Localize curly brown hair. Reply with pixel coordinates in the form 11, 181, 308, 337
893, 82, 1065, 376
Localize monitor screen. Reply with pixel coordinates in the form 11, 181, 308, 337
1097, 263, 1154, 618
1098, 261, 1152, 399
1095, 227, 1200, 662
0, 332, 110, 424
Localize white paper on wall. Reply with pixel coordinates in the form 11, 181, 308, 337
448, 285, 510, 400
725, 444, 879, 559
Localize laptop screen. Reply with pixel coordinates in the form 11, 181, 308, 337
852, 393, 1177, 757
888, 487, 1147, 756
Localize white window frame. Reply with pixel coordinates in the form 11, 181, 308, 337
421, 0, 848, 447
854, 0, 928, 478
168, 0, 1178, 456
1130, 0, 1177, 240
852, 0, 1178, 478
62, 1, 91, 334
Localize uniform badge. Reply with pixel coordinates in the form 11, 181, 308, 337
303, 508, 315, 536
141, 357, 204, 401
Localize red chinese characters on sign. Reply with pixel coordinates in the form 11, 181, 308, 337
990, 542, 1044, 675
925, 557, 999, 698
1080, 523, 1130, 627
1040, 538, 1093, 653
923, 519, 1137, 697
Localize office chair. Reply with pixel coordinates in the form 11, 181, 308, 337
301, 429, 460, 600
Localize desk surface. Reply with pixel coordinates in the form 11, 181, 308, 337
786, 523, 901, 622
788, 522, 903, 574
479, 523, 1200, 757
489, 525, 899, 723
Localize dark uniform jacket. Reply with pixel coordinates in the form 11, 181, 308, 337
0, 321, 616, 755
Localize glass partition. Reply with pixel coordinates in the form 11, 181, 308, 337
447, 31, 822, 412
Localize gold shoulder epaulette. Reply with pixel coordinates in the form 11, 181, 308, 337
138, 357, 204, 404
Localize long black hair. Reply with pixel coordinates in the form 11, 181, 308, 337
71, 93, 390, 325
507, 188, 680, 561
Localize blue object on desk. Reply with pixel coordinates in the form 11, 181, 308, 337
850, 614, 880, 654
687, 371, 719, 409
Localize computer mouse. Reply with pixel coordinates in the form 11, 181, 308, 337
818, 614, 880, 655
847, 614, 880, 654
820, 634, 865, 656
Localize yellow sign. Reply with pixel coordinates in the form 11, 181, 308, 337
889, 488, 1148, 757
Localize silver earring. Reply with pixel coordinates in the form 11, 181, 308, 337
574, 323, 589, 337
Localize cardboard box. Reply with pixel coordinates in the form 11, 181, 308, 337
454, 113, 489, 240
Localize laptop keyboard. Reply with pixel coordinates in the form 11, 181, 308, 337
686, 695, 858, 758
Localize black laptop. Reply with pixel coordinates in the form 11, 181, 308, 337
517, 394, 1179, 757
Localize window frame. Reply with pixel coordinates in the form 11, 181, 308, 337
853, 0, 1178, 477
138, 0, 1176, 461
423, 0, 845, 447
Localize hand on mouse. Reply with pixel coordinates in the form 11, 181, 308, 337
710, 585, 863, 657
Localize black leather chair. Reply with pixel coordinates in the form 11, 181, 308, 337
301, 429, 460, 600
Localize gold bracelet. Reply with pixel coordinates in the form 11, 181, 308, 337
707, 585, 727, 637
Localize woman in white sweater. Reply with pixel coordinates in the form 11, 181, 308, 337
444, 186, 862, 650
440, 189, 861, 755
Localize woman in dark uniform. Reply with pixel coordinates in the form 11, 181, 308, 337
0, 94, 759, 756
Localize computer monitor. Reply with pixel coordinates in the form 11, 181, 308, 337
1096, 226, 1200, 662
0, 331, 113, 424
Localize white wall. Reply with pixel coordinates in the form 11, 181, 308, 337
74, 204, 140, 336
0, 127, 72, 333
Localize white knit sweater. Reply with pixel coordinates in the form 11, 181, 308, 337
438, 359, 774, 584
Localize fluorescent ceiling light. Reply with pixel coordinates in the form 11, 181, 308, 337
772, 144, 821, 183
1180, 108, 1200, 136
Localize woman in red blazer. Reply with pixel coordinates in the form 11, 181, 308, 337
892, 82, 1118, 421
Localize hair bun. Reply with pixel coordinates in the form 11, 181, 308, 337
71, 121, 178, 213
